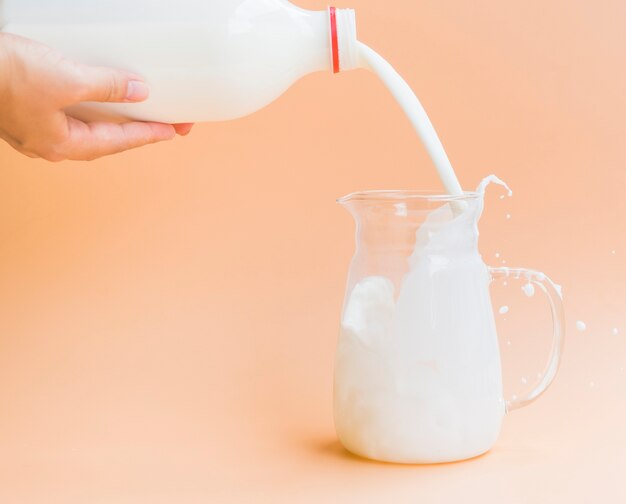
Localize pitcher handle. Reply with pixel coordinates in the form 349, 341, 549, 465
489, 267, 565, 412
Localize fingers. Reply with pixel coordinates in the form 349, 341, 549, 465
71, 64, 150, 104
56, 117, 176, 161
8, 114, 194, 162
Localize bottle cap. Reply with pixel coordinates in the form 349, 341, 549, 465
329, 7, 358, 73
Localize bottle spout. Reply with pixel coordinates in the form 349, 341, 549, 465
337, 192, 364, 222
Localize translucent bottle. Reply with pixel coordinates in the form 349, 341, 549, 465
0, 0, 358, 123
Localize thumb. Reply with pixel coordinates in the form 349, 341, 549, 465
73, 65, 150, 104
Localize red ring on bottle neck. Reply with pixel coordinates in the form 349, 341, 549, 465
329, 6, 340, 73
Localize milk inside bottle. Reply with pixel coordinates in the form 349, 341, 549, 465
0, 1, 361, 124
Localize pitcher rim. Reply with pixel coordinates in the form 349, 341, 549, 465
337, 190, 480, 204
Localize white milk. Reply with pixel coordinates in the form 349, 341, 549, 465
335, 178, 510, 463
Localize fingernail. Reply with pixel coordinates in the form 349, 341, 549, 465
125, 80, 149, 101
176, 123, 194, 136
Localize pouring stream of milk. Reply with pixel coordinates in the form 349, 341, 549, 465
358, 42, 463, 197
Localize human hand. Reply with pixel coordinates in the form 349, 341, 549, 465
0, 33, 193, 162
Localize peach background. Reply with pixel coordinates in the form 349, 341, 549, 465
1, 0, 625, 502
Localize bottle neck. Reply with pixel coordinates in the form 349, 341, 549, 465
328, 7, 359, 73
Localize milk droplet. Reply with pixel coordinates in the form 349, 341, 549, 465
495, 252, 501, 258
521, 376, 528, 384
499, 306, 510, 315
502, 260, 507, 264
611, 250, 616, 255
612, 328, 619, 336
554, 283, 563, 298
499, 195, 506, 200
506, 214, 512, 220
511, 394, 518, 401
576, 321, 587, 332
503, 281, 508, 286
522, 283, 535, 297
506, 340, 512, 347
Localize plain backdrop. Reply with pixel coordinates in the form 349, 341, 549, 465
1, 0, 625, 502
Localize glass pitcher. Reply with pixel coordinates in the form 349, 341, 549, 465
335, 190, 564, 464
